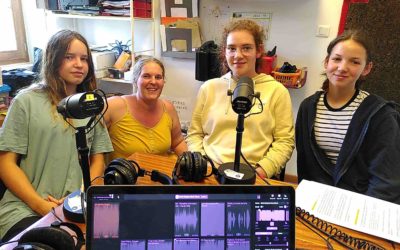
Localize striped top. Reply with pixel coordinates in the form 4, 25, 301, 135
314, 90, 369, 165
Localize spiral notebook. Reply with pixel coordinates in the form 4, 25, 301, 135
85, 185, 295, 250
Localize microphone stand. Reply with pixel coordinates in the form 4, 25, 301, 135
217, 113, 256, 184
75, 126, 91, 192
63, 126, 91, 223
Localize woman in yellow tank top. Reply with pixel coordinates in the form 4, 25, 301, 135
104, 57, 187, 162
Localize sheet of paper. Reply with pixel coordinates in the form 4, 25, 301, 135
296, 180, 400, 243
171, 7, 188, 17
160, 25, 167, 52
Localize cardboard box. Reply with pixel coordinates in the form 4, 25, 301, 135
91, 51, 116, 71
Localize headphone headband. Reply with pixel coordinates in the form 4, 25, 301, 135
104, 158, 173, 185
172, 152, 217, 184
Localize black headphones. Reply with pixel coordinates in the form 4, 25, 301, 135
172, 151, 218, 184
104, 158, 173, 185
14, 221, 84, 250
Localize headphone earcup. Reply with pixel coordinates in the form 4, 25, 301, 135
183, 152, 193, 181
191, 152, 203, 182
17, 226, 76, 250
199, 153, 208, 178
105, 158, 138, 184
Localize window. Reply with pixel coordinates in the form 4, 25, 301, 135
0, 0, 28, 65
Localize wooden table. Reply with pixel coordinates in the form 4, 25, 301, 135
3, 152, 399, 250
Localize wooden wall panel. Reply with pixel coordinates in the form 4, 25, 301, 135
345, 0, 400, 104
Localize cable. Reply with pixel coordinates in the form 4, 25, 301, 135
51, 207, 63, 222
240, 151, 271, 185
90, 175, 104, 184
296, 216, 334, 250
245, 94, 263, 118
86, 89, 108, 133
0, 240, 19, 247
296, 207, 387, 250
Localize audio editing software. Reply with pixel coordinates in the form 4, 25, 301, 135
89, 192, 293, 250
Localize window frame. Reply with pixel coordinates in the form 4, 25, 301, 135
0, 0, 28, 65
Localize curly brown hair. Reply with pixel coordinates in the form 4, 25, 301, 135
219, 19, 266, 74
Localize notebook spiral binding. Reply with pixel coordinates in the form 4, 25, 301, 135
295, 207, 387, 250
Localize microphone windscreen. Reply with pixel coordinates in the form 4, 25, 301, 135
232, 76, 254, 114
57, 92, 104, 119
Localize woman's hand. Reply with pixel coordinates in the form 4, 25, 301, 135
47, 195, 65, 206
35, 198, 60, 216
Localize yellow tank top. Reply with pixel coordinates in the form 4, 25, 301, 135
107, 99, 173, 162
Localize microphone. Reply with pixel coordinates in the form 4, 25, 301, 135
218, 76, 260, 185
230, 76, 254, 114
57, 92, 104, 119
56, 91, 105, 223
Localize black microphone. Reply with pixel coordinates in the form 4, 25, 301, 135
57, 92, 104, 119
230, 76, 254, 114
56, 91, 105, 223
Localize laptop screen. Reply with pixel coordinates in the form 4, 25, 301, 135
86, 185, 295, 250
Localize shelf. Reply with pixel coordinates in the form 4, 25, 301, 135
98, 77, 133, 95
47, 12, 154, 22
99, 77, 132, 84
162, 51, 196, 59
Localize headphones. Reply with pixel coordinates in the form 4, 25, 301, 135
14, 221, 84, 250
172, 151, 218, 184
104, 158, 173, 185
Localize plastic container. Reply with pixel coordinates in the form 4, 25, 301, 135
257, 55, 277, 75
271, 67, 307, 89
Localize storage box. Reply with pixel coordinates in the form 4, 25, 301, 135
257, 55, 277, 75
133, 0, 152, 18
92, 51, 116, 71
271, 68, 303, 88
133, 8, 152, 18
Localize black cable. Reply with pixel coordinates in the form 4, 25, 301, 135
51, 207, 63, 222
240, 151, 271, 185
296, 216, 334, 250
86, 89, 108, 133
296, 207, 387, 250
90, 175, 104, 184
0, 240, 19, 247
245, 94, 263, 118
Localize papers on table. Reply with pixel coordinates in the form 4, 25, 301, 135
296, 180, 400, 243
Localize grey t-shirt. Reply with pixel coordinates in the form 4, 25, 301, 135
0, 90, 113, 238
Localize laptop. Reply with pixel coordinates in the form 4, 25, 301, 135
86, 185, 295, 250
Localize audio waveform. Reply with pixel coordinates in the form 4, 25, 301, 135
173, 238, 199, 250
226, 238, 250, 250
147, 239, 172, 250
93, 203, 119, 239
226, 202, 251, 236
174, 202, 199, 236
120, 239, 146, 250
201, 202, 225, 236
256, 209, 286, 221
200, 238, 225, 250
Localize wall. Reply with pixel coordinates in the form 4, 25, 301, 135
21, 0, 343, 177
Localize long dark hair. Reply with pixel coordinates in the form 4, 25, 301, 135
322, 30, 372, 91
219, 19, 265, 75
32, 29, 96, 106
